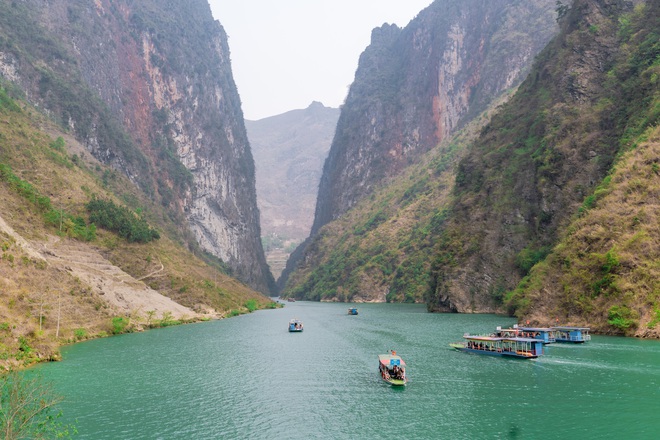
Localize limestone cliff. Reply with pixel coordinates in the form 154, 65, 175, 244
310, 0, 557, 235
0, 0, 274, 293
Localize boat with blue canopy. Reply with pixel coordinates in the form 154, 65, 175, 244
450, 334, 544, 359
552, 326, 591, 343
378, 351, 407, 386
288, 319, 303, 332
348, 307, 358, 315
516, 326, 556, 344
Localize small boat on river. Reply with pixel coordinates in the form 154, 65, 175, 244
378, 351, 407, 386
450, 334, 544, 359
348, 307, 358, 315
552, 326, 591, 343
288, 319, 303, 332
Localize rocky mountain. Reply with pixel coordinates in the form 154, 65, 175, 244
246, 102, 339, 278
281, 0, 558, 295
282, 0, 660, 336
0, 0, 274, 294
309, 0, 558, 236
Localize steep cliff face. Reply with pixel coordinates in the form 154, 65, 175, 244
0, 0, 274, 293
428, 0, 658, 323
311, 0, 557, 235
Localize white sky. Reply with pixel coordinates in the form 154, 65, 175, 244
208, 1, 433, 120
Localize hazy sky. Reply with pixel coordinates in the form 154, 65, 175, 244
207, 1, 433, 120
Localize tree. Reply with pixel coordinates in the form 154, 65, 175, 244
0, 371, 76, 439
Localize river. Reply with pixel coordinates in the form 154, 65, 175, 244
34, 301, 660, 439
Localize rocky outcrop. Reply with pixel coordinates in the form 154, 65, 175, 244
0, 0, 274, 294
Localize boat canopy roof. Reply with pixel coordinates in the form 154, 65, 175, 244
378, 354, 406, 367
463, 335, 502, 341
552, 326, 590, 331
517, 327, 554, 332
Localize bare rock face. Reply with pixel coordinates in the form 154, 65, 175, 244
246, 102, 340, 279
0, 0, 274, 294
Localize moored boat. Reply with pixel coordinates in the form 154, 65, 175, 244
378, 351, 407, 386
552, 326, 591, 343
348, 307, 358, 315
450, 334, 544, 359
288, 319, 303, 332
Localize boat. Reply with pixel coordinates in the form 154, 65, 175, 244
348, 307, 358, 315
287, 298, 296, 302
288, 319, 303, 332
450, 334, 544, 359
552, 326, 591, 343
493, 325, 556, 344
378, 351, 407, 386
516, 326, 556, 344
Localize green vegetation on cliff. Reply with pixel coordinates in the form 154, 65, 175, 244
504, 1, 660, 335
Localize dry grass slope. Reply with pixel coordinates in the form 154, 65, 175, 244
514, 125, 660, 336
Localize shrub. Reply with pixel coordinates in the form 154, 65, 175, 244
86, 197, 159, 243
245, 299, 258, 312
111, 316, 130, 334
607, 305, 637, 331
73, 328, 88, 341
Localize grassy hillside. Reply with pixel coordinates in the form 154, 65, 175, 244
509, 125, 660, 335
0, 90, 275, 369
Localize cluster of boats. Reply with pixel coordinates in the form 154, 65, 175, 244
450, 324, 591, 359
288, 312, 590, 386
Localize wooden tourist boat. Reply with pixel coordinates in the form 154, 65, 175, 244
378, 351, 407, 386
288, 319, 303, 332
552, 326, 591, 343
450, 335, 544, 359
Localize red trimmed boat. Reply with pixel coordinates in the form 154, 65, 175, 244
378, 351, 407, 386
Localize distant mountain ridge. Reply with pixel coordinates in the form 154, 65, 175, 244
246, 102, 339, 279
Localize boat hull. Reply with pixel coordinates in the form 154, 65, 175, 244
451, 345, 537, 359
382, 377, 406, 386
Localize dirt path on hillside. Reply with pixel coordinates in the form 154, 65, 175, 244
0, 212, 197, 320
39, 237, 197, 319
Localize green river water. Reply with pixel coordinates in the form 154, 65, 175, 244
34, 302, 660, 439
